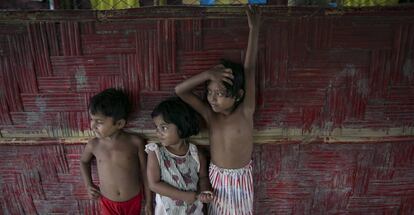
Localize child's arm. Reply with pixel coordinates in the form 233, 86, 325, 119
242, 6, 261, 115
79, 140, 101, 199
198, 150, 210, 192
197, 150, 213, 203
147, 151, 197, 204
136, 138, 153, 215
175, 66, 233, 123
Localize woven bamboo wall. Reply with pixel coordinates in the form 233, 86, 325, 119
0, 7, 413, 214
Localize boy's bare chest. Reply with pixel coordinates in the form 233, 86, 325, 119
210, 115, 252, 141
94, 143, 138, 165
211, 114, 251, 131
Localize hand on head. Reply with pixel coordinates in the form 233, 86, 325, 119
208, 64, 234, 86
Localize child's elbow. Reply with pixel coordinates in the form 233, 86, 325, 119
174, 85, 182, 95
147, 181, 157, 192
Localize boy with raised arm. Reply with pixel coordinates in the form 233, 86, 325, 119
175, 6, 261, 215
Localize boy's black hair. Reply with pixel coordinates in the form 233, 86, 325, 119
151, 97, 200, 139
89, 88, 131, 123
206, 59, 245, 108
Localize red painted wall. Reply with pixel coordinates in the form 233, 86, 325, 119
0, 7, 414, 214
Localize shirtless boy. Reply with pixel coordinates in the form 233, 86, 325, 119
80, 88, 152, 215
175, 6, 261, 215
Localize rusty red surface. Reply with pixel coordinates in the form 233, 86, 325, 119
0, 7, 414, 214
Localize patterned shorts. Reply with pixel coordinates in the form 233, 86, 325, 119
208, 161, 253, 215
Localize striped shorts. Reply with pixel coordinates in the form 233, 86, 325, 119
208, 161, 253, 215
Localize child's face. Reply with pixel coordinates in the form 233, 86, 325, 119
153, 115, 181, 147
89, 112, 121, 139
207, 81, 236, 114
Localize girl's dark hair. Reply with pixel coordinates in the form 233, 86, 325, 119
89, 88, 131, 123
151, 97, 200, 139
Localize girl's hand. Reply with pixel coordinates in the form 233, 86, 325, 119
198, 191, 214, 203
87, 184, 101, 199
184, 192, 197, 204
206, 64, 234, 85
246, 5, 262, 30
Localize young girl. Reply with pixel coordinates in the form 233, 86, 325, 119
175, 6, 261, 215
146, 97, 213, 214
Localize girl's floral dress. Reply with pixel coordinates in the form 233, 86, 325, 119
145, 142, 203, 215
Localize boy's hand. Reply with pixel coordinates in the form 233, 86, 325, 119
87, 184, 101, 199
144, 203, 153, 215
207, 64, 234, 86
197, 191, 214, 203
246, 5, 262, 30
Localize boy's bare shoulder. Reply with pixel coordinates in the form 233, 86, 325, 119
83, 137, 100, 155
123, 131, 147, 147
87, 137, 100, 147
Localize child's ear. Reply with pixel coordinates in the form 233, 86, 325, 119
177, 129, 182, 138
116, 119, 126, 128
236, 89, 244, 101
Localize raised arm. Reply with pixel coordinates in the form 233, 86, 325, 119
242, 6, 261, 115
147, 151, 197, 204
175, 72, 212, 122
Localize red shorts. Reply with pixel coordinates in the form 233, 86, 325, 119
100, 192, 143, 215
